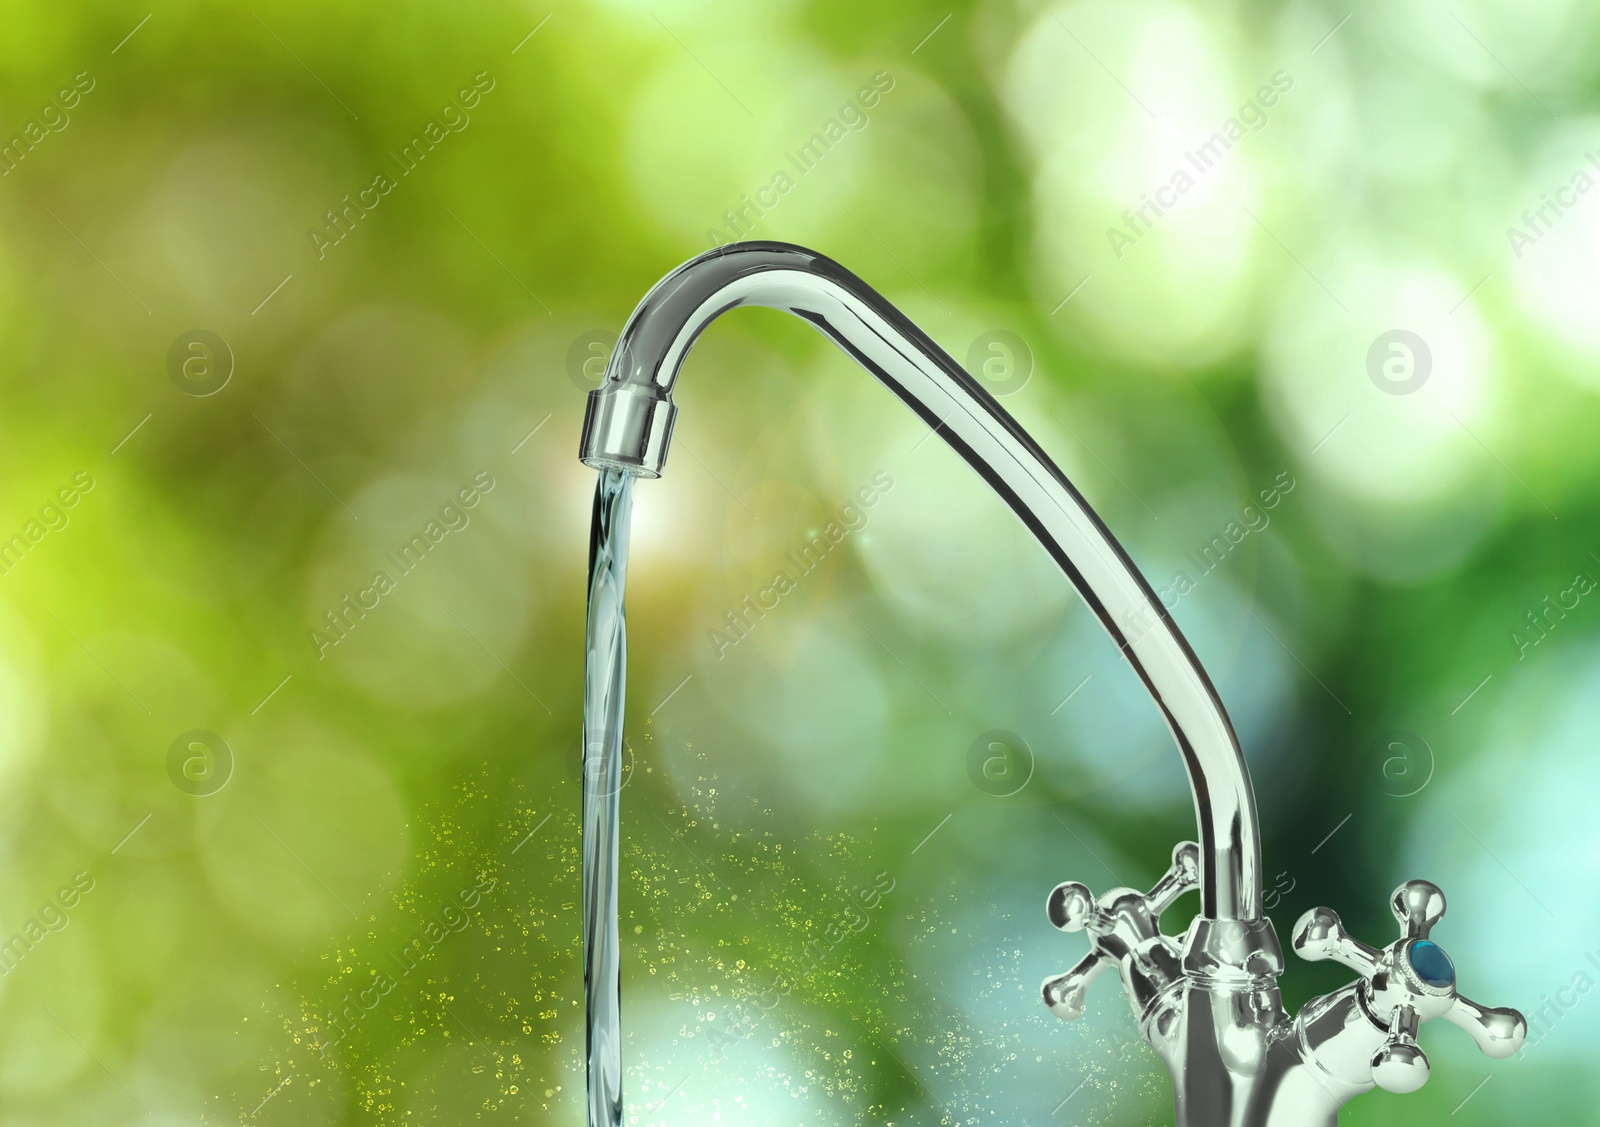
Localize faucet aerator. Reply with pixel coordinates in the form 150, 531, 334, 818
580, 385, 677, 477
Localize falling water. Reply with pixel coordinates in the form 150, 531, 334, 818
582, 467, 634, 1127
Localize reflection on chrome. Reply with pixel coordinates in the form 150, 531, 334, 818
576, 241, 1524, 1126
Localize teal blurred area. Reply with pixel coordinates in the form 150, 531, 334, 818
0, 0, 1596, 1122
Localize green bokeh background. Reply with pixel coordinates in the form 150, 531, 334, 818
2, 0, 1597, 1123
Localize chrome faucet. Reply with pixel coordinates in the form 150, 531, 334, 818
575, 241, 1525, 1126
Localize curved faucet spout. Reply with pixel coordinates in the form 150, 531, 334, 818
577, 239, 1523, 1127
579, 240, 1262, 922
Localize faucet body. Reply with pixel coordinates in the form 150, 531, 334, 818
577, 241, 1523, 1125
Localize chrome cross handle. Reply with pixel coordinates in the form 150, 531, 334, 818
1291, 880, 1526, 1094
1042, 842, 1200, 1021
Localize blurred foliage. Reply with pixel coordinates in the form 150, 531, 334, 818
0, 0, 1597, 1124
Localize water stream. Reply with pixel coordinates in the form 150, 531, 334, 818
582, 467, 634, 1127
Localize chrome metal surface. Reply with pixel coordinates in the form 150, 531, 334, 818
1043, 842, 1199, 1023
1290, 880, 1527, 1098
581, 240, 1261, 922
576, 241, 1525, 1126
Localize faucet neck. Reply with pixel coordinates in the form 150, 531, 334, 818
580, 240, 1264, 920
